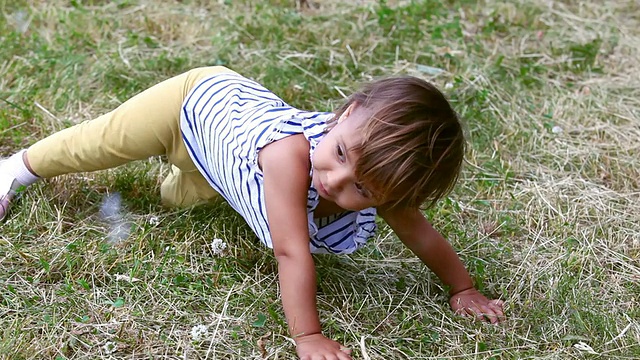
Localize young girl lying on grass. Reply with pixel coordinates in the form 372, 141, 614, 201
0, 66, 504, 359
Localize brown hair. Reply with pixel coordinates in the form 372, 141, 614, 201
329, 76, 465, 209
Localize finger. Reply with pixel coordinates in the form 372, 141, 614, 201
337, 350, 352, 360
465, 304, 494, 323
469, 303, 489, 323
488, 302, 506, 322
490, 299, 505, 308
339, 347, 352, 355
453, 302, 470, 316
454, 307, 469, 317
479, 304, 499, 324
467, 305, 489, 323
464, 306, 482, 320
454, 307, 466, 316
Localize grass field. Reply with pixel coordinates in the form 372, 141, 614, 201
1, 0, 639, 358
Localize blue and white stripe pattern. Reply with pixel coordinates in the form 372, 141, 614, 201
180, 72, 377, 254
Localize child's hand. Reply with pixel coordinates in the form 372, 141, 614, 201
450, 288, 505, 324
295, 333, 352, 360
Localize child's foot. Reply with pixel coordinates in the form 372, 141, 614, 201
0, 150, 40, 221
0, 161, 23, 221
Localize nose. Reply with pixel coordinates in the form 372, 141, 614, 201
327, 165, 355, 192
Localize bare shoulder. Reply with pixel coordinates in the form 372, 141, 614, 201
258, 134, 310, 172
258, 134, 311, 208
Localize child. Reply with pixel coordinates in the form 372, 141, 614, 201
0, 66, 504, 359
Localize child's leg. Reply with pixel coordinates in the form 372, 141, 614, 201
2, 66, 233, 217
160, 165, 219, 207
27, 66, 235, 178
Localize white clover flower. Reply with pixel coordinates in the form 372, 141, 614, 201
211, 238, 227, 256
444, 82, 454, 90
190, 324, 209, 341
103, 341, 117, 354
551, 125, 563, 134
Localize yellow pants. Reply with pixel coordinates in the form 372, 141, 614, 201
27, 66, 236, 207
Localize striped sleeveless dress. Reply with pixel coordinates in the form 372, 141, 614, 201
180, 72, 377, 254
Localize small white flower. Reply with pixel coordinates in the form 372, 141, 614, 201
114, 274, 141, 283
149, 216, 160, 225
573, 341, 598, 354
444, 82, 454, 90
551, 125, 563, 134
190, 324, 209, 341
103, 341, 117, 354
210, 238, 227, 256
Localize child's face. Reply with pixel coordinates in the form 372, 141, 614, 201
312, 104, 380, 211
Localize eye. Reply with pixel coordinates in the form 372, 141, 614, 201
336, 144, 346, 161
355, 183, 371, 198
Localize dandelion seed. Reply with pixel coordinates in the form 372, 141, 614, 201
190, 324, 209, 341
551, 126, 563, 134
11, 10, 31, 34
102, 341, 117, 354
109, 222, 131, 244
211, 238, 227, 255
444, 82, 454, 90
99, 192, 131, 244
100, 193, 122, 220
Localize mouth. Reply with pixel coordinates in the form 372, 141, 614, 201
317, 178, 331, 198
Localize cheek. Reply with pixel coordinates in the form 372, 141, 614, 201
312, 145, 329, 167
310, 149, 320, 169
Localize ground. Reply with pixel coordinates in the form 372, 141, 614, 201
0, 0, 638, 359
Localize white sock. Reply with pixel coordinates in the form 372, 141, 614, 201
2, 149, 40, 187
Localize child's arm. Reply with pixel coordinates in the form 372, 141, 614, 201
260, 134, 352, 360
379, 206, 505, 323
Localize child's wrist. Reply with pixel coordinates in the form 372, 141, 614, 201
293, 331, 324, 347
293, 331, 323, 343
448, 284, 475, 297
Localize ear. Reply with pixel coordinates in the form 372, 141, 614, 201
337, 103, 357, 124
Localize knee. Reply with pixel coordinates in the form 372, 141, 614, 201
160, 168, 218, 208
